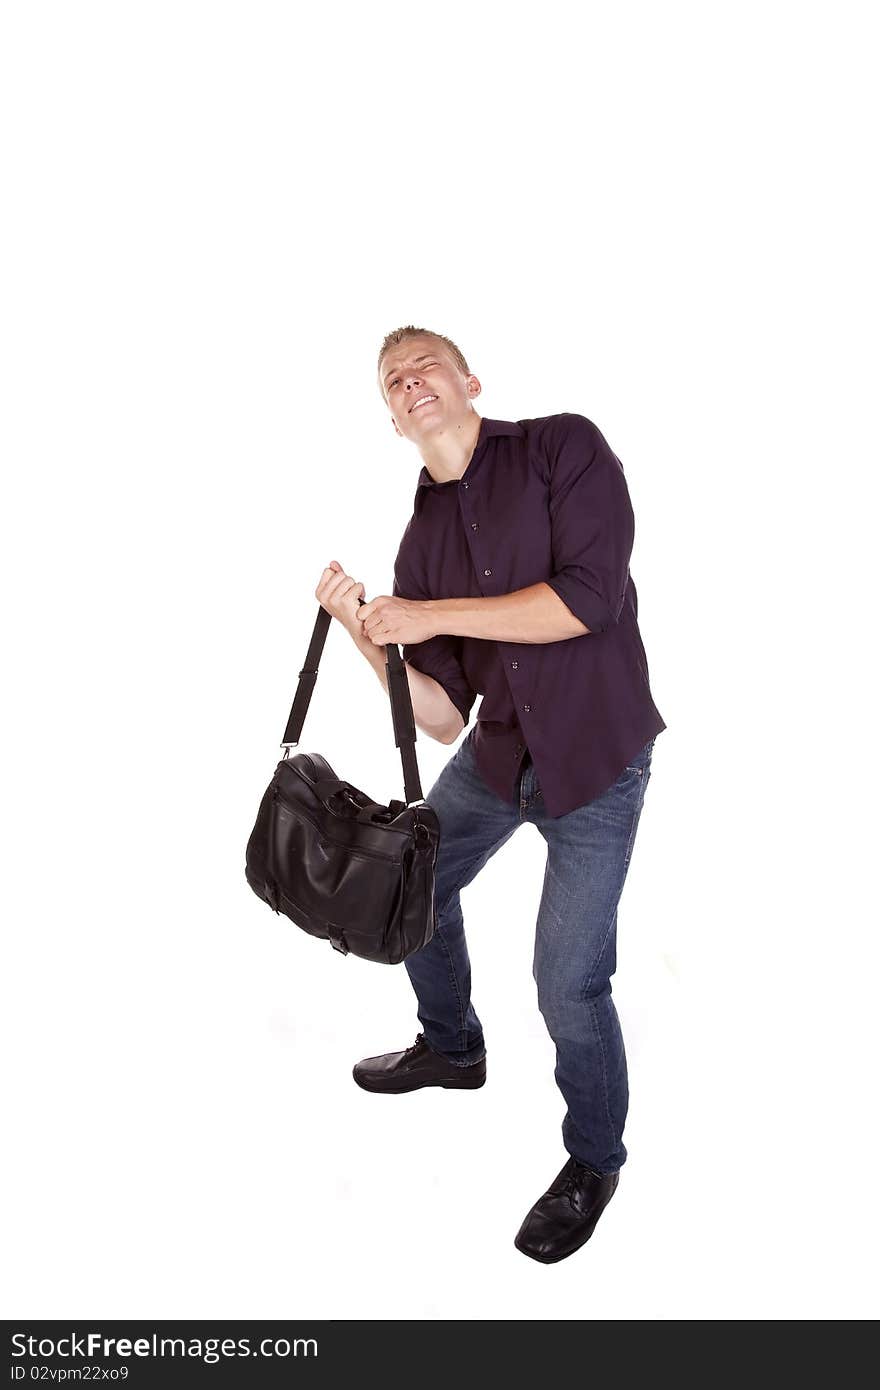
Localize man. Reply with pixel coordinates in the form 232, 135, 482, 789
315, 325, 666, 1264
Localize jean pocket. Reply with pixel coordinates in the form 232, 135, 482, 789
624, 737, 655, 776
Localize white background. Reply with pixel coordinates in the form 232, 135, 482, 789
2, 1, 877, 1321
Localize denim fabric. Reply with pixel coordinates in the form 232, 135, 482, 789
404, 730, 655, 1175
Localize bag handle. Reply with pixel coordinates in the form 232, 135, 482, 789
279, 598, 425, 806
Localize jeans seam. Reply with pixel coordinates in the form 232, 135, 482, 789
582, 915, 617, 997
624, 772, 649, 870
427, 916, 469, 1058
434, 846, 496, 1058
581, 783, 645, 997
589, 996, 618, 1165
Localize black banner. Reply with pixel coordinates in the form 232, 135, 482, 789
3, 1322, 592, 1385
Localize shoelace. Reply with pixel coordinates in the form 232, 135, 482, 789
558, 1163, 580, 1197
554, 1159, 596, 1203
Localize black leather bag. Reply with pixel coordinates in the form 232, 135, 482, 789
244, 600, 440, 964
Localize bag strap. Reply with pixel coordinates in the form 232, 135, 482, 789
280, 599, 424, 806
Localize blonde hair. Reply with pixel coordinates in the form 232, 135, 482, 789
377, 325, 471, 399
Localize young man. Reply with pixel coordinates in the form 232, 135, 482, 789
315, 325, 666, 1264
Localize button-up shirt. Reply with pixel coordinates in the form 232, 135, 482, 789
391, 413, 667, 818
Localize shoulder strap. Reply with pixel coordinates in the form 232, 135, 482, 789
280, 600, 424, 806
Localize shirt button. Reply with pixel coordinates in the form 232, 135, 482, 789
511, 660, 518, 669
523, 704, 531, 713
471, 522, 478, 530
484, 568, 492, 577
462, 481, 469, 489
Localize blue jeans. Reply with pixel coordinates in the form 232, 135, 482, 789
405, 729, 656, 1175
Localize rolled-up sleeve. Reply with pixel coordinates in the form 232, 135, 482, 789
543, 414, 635, 635
392, 566, 477, 728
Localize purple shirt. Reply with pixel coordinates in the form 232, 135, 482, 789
392, 413, 666, 818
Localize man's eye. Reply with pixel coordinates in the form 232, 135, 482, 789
389, 363, 438, 388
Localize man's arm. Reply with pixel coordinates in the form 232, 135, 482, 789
319, 560, 465, 744
423, 582, 588, 644
427, 415, 634, 644
390, 567, 477, 741
358, 633, 465, 744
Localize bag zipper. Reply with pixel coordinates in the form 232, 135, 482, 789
271, 788, 399, 863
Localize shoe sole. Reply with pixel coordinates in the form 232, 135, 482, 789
352, 1068, 486, 1094
513, 1217, 602, 1263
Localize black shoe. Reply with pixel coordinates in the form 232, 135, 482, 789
514, 1157, 620, 1264
352, 1033, 486, 1094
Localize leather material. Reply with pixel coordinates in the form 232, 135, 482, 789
514, 1157, 620, 1263
245, 751, 439, 965
352, 1033, 487, 1093
245, 599, 440, 965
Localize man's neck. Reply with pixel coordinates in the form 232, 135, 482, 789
419, 410, 483, 484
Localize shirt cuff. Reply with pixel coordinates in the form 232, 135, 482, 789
545, 573, 616, 635
403, 645, 477, 727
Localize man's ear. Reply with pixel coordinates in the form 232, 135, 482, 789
466, 374, 482, 400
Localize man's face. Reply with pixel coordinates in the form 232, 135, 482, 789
380, 336, 481, 442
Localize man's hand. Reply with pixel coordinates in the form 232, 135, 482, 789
357, 594, 436, 647
315, 560, 367, 642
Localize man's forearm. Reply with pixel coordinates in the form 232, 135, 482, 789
357, 634, 463, 743
425, 582, 589, 643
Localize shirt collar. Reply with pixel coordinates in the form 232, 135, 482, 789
415, 416, 526, 490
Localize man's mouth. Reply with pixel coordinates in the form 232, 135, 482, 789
409, 394, 438, 413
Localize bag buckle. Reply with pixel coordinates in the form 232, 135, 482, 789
327, 924, 349, 955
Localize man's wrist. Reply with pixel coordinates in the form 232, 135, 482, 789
421, 599, 441, 638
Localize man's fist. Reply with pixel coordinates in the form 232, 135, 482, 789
315, 560, 366, 639
357, 594, 437, 647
